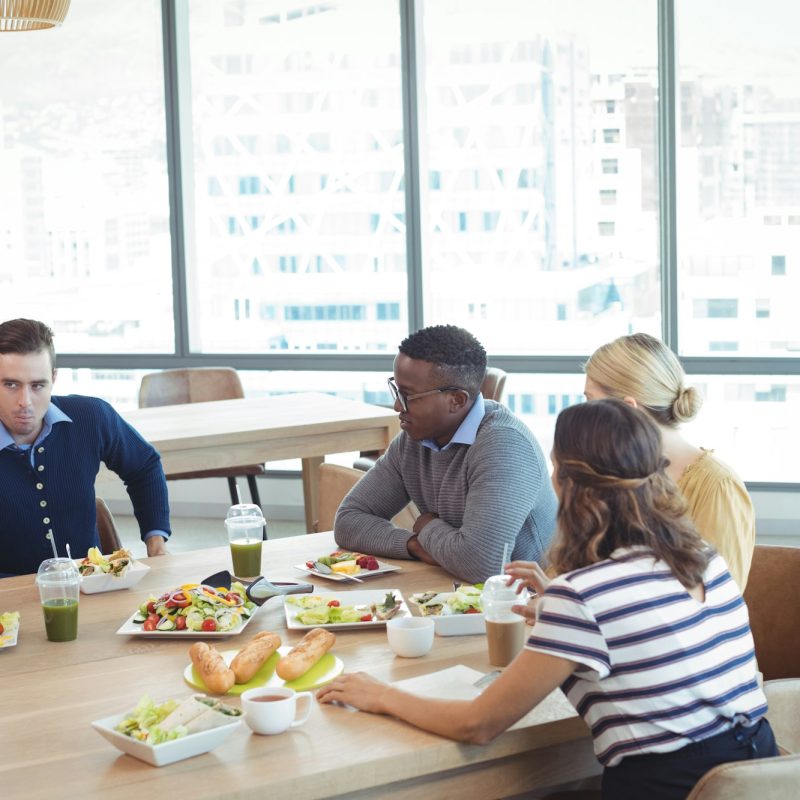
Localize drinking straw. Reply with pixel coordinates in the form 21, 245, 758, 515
46, 529, 58, 558
500, 541, 510, 574
234, 481, 242, 505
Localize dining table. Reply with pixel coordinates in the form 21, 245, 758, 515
98, 392, 400, 532
0, 531, 599, 800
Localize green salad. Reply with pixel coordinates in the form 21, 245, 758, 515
115, 696, 187, 745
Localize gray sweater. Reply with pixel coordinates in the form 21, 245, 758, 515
334, 400, 557, 584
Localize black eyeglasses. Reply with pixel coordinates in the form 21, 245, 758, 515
387, 376, 466, 412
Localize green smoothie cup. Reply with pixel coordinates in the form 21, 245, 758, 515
225, 504, 266, 579
36, 557, 81, 642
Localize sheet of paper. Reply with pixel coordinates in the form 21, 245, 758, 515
392, 665, 486, 701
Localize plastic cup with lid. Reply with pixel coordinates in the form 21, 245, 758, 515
36, 557, 81, 642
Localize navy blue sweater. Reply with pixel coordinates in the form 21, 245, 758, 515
0, 395, 171, 576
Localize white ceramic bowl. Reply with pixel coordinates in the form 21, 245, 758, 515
91, 710, 242, 766
78, 560, 149, 594
387, 616, 435, 657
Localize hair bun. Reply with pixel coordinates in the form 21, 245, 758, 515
672, 385, 702, 423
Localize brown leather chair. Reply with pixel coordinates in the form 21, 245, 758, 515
743, 544, 800, 681
95, 497, 123, 553
354, 366, 509, 471
138, 367, 264, 508
685, 753, 800, 800
313, 463, 417, 533
763, 679, 800, 754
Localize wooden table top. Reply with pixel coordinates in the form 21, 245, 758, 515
0, 532, 596, 800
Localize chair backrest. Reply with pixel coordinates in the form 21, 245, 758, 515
96, 497, 123, 554
743, 544, 800, 681
481, 367, 507, 402
314, 463, 419, 534
763, 679, 800, 754
685, 753, 800, 800
139, 367, 245, 408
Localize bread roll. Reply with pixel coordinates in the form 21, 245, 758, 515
189, 641, 235, 694
275, 628, 335, 681
230, 631, 282, 684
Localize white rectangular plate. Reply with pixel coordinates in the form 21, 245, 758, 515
92, 710, 242, 767
78, 560, 150, 594
293, 559, 401, 582
116, 607, 258, 638
410, 591, 485, 636
284, 589, 409, 630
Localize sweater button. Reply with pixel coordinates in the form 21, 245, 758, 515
43, 517, 51, 524
36, 483, 44, 490
37, 446, 45, 453
38, 465, 45, 472
40, 500, 47, 508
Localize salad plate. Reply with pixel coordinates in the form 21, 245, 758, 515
284, 589, 409, 630
293, 558, 400, 583
0, 611, 20, 649
410, 588, 485, 636
183, 646, 344, 695
92, 706, 242, 767
116, 583, 258, 638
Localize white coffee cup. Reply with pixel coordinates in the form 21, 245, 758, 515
241, 686, 313, 735
387, 616, 435, 658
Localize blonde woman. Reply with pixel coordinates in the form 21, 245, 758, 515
583, 332, 755, 589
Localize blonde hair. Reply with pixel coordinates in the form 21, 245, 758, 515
584, 333, 702, 427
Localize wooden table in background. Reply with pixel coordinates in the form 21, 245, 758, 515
99, 393, 399, 532
0, 532, 598, 800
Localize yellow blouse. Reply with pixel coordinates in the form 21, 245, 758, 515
677, 449, 755, 591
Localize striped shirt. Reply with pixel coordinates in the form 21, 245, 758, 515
525, 547, 767, 767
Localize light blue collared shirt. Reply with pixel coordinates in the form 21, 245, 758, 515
1, 402, 167, 544
421, 393, 486, 452
0, 403, 72, 467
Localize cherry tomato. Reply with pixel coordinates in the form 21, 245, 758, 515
360, 614, 373, 622
146, 601, 157, 614
225, 592, 242, 603
143, 618, 157, 631
327, 599, 341, 607
201, 618, 217, 632
175, 615, 187, 631
464, 607, 480, 614
0, 622, 4, 635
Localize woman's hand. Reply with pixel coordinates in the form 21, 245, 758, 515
317, 672, 390, 714
504, 560, 551, 596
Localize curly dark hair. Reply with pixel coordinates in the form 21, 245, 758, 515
399, 325, 487, 395
548, 399, 710, 588
0, 318, 56, 369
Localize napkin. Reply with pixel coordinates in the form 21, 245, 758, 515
392, 665, 486, 701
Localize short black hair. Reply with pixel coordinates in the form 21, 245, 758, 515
399, 324, 487, 395
0, 318, 56, 369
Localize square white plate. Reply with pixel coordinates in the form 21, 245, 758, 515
116, 605, 258, 638
78, 560, 150, 594
284, 589, 409, 630
92, 711, 242, 767
410, 591, 486, 636
293, 559, 401, 582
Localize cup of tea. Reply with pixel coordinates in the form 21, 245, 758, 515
241, 686, 313, 735
387, 616, 435, 658
225, 505, 265, 579
481, 575, 529, 667
36, 557, 81, 642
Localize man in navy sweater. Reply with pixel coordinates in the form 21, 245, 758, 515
0, 318, 171, 577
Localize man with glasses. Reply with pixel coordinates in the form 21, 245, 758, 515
335, 324, 556, 584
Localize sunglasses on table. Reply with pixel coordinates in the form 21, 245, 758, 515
387, 376, 467, 413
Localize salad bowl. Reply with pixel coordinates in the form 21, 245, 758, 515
410, 588, 485, 636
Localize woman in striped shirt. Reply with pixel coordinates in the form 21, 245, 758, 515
318, 398, 777, 799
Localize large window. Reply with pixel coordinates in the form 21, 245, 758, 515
185, 0, 407, 354
2, 0, 799, 485
0, 0, 173, 352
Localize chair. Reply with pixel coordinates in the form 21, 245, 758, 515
138, 367, 264, 508
742, 544, 800, 681
96, 497, 123, 553
685, 753, 800, 800
313, 463, 417, 533
763, 679, 800, 754
353, 366, 509, 471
